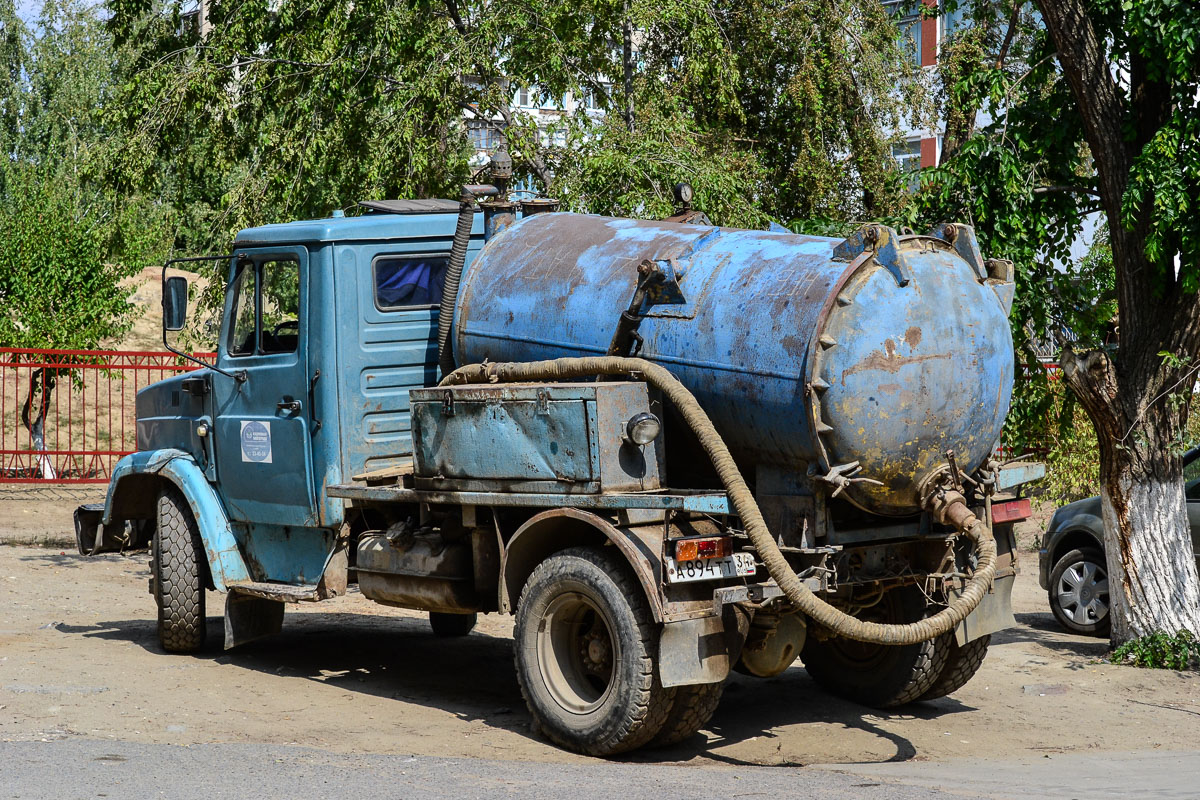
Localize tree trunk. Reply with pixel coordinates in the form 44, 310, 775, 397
1099, 447, 1200, 641
1061, 349, 1200, 642
622, 0, 634, 132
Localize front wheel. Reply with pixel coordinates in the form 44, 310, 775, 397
1048, 547, 1110, 636
153, 488, 206, 653
514, 547, 675, 756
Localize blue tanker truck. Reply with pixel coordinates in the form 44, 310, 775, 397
76, 170, 1042, 756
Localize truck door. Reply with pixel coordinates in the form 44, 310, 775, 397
211, 247, 317, 527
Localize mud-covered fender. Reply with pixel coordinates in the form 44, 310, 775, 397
101, 449, 250, 591
501, 508, 663, 620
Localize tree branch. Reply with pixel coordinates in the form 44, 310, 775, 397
443, 0, 468, 37
994, 3, 1021, 70
1033, 185, 1101, 198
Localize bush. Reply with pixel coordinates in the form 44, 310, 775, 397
1111, 630, 1200, 671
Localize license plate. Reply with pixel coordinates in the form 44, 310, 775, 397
665, 552, 756, 584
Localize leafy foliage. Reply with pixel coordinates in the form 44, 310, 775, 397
1111, 630, 1200, 671
0, 166, 135, 350
108, 0, 924, 243
0, 0, 169, 351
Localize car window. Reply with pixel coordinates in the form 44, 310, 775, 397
1185, 451, 1200, 500
260, 259, 301, 354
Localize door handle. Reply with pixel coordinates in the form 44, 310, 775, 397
277, 399, 302, 414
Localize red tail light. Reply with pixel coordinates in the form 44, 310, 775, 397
992, 498, 1032, 524
675, 536, 733, 561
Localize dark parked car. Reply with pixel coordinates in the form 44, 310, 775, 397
1039, 448, 1200, 636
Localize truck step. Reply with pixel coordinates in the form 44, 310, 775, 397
227, 582, 321, 603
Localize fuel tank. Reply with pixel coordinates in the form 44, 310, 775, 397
453, 213, 1015, 517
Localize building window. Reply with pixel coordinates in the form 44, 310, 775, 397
517, 87, 530, 108
580, 86, 606, 110
893, 138, 923, 191
883, 1, 923, 66
942, 0, 968, 38
467, 120, 503, 152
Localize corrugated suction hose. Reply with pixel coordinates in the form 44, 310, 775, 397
441, 356, 996, 646
437, 196, 476, 379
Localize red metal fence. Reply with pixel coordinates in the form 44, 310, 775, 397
0, 348, 215, 484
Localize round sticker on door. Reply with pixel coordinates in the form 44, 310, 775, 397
240, 420, 273, 463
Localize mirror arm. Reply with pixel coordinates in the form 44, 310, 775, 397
161, 257, 247, 384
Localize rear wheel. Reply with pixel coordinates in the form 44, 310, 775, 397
801, 586, 948, 708
917, 635, 991, 701
1048, 547, 1110, 636
514, 547, 675, 756
429, 611, 477, 637
153, 488, 206, 653
648, 682, 725, 748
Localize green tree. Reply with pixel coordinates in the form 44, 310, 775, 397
914, 0, 1200, 643
550, 0, 928, 227
0, 0, 161, 352
0, 0, 171, 470
109, 0, 925, 238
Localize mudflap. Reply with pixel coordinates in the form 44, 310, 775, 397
224, 593, 285, 650
74, 504, 140, 555
658, 603, 751, 688
953, 573, 1016, 645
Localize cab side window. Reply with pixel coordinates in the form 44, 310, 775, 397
260, 260, 301, 353
374, 255, 449, 310
228, 263, 257, 356
226, 258, 301, 356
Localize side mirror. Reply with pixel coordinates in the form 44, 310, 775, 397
163, 275, 188, 332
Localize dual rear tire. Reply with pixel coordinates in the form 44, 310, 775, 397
801, 586, 990, 708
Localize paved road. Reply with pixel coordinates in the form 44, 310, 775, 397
842, 750, 1200, 800
1, 739, 970, 800
5, 739, 1200, 800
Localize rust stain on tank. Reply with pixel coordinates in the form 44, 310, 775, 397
781, 334, 806, 358
905, 326, 922, 348
842, 350, 952, 379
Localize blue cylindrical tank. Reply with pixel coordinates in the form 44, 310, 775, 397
453, 213, 1014, 516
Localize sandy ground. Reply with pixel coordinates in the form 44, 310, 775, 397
0, 506, 1198, 768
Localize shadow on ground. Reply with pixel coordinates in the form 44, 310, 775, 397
53, 609, 971, 766
992, 612, 1110, 662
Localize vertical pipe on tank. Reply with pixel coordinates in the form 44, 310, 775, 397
482, 201, 518, 239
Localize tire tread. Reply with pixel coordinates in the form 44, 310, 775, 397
649, 681, 724, 747
155, 488, 205, 653
515, 547, 674, 756
918, 635, 990, 701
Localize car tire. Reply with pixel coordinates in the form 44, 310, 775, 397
801, 586, 949, 708
153, 488, 206, 653
429, 611, 477, 637
514, 547, 675, 756
1048, 547, 1110, 636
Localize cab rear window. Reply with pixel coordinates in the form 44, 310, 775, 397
374, 255, 449, 310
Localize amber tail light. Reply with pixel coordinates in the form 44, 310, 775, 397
674, 536, 733, 561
